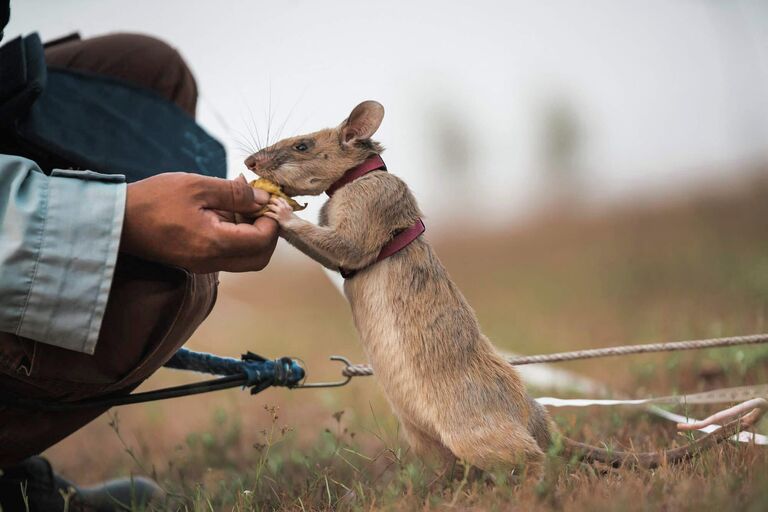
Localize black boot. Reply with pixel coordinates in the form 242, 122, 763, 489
0, 456, 164, 511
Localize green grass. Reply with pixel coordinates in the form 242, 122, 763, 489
45, 175, 768, 510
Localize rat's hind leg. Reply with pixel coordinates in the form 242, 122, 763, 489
442, 421, 545, 481
400, 419, 454, 465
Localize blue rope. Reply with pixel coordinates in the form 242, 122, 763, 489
163, 348, 305, 390
0, 348, 305, 411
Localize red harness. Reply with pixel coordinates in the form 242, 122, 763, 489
326, 155, 426, 279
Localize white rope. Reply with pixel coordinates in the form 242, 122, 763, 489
536, 384, 768, 407
535, 386, 768, 445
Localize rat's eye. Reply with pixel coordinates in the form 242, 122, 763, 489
293, 142, 309, 152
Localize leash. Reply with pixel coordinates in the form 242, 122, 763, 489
0, 349, 350, 411
338, 333, 768, 378
4, 333, 766, 412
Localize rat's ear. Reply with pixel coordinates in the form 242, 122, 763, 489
339, 101, 384, 147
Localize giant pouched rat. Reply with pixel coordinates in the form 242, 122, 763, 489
245, 101, 754, 478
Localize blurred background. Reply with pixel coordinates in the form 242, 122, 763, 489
5, 0, 768, 503
8, 0, 768, 228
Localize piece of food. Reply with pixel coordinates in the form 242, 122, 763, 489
250, 178, 307, 215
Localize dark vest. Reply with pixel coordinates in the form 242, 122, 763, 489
0, 31, 225, 182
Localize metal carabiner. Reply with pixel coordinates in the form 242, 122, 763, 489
293, 356, 354, 389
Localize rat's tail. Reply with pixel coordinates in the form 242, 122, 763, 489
559, 398, 766, 468
561, 418, 740, 468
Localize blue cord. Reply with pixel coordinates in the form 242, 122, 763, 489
164, 348, 305, 389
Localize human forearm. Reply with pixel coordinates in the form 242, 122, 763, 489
0, 155, 126, 354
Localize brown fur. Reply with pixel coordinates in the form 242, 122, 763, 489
247, 101, 751, 478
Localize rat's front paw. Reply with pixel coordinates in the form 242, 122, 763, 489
264, 197, 300, 228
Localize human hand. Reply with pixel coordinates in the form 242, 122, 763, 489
120, 173, 278, 273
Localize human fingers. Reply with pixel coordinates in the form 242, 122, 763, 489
210, 215, 279, 256
198, 175, 269, 213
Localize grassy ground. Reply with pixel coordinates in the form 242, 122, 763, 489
46, 175, 768, 511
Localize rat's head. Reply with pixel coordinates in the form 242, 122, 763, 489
245, 100, 385, 196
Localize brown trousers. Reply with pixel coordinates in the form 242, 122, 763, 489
0, 34, 216, 467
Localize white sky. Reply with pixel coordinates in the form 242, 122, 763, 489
7, 0, 768, 227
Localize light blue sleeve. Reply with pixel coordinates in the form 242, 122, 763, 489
0, 154, 126, 354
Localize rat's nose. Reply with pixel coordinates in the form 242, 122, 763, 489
244, 152, 269, 170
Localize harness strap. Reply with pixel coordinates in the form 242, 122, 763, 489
326, 155, 426, 279
326, 154, 387, 197
340, 219, 426, 279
